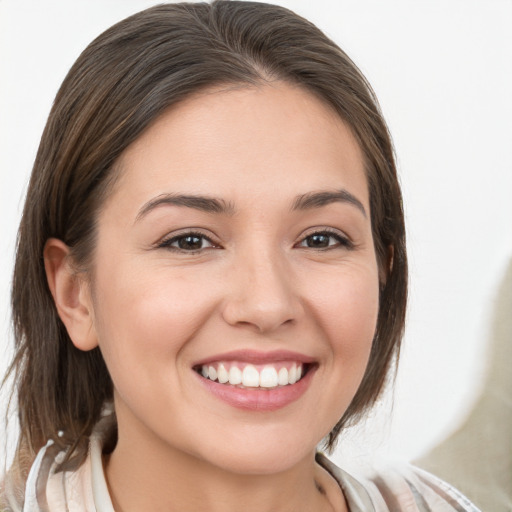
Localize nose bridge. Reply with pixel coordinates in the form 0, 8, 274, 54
222, 240, 302, 332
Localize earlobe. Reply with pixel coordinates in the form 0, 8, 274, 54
43, 238, 98, 351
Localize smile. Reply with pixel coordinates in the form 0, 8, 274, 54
193, 351, 317, 411
199, 362, 305, 388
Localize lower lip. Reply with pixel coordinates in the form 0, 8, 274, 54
195, 367, 316, 411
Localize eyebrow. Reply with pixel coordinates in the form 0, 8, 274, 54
291, 189, 367, 217
136, 193, 236, 221
136, 188, 367, 222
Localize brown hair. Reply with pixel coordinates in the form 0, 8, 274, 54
5, 0, 406, 482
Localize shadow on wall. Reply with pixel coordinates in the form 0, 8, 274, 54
416, 257, 512, 511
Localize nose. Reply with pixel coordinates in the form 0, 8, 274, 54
221, 248, 304, 334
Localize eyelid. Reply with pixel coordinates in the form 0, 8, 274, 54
295, 227, 354, 249
153, 226, 354, 253
155, 229, 221, 252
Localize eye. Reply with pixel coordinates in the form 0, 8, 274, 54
297, 230, 353, 250
158, 232, 217, 252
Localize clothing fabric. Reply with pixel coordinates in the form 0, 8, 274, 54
3, 416, 481, 512
316, 454, 481, 512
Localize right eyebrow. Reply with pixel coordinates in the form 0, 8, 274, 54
135, 193, 236, 222
291, 189, 367, 218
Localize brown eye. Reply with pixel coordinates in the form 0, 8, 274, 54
298, 231, 352, 250
305, 234, 331, 248
177, 235, 204, 250
159, 232, 216, 252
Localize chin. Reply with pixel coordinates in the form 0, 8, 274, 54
204, 449, 309, 476
188, 426, 322, 476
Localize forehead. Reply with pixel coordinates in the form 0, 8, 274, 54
107, 82, 368, 214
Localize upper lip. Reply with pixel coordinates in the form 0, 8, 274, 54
193, 349, 316, 367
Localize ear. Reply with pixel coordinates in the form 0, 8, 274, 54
43, 238, 98, 351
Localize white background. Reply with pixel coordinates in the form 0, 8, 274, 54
1, 0, 511, 470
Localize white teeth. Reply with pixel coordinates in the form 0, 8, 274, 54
278, 367, 289, 386
288, 364, 297, 385
242, 365, 260, 387
217, 364, 229, 384
259, 366, 278, 388
200, 363, 305, 388
229, 366, 242, 385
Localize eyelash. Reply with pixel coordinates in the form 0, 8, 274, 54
157, 231, 218, 253
296, 228, 353, 251
157, 228, 353, 253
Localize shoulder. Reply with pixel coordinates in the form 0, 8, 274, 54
316, 453, 482, 512
11, 413, 116, 512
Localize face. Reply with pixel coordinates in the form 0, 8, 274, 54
85, 83, 380, 474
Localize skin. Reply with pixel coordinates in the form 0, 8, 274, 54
45, 82, 380, 511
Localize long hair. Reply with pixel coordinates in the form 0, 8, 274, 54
4, 0, 406, 490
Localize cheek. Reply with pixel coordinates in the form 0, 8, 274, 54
295, 264, 379, 437
308, 265, 379, 422
309, 265, 380, 354
90, 265, 217, 383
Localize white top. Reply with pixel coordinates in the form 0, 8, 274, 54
3, 416, 481, 512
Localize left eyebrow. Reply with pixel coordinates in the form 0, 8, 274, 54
291, 189, 367, 218
135, 193, 236, 222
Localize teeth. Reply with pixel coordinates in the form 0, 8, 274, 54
259, 366, 278, 388
200, 362, 305, 388
242, 365, 260, 387
217, 364, 229, 384
278, 367, 289, 386
229, 366, 242, 385
289, 364, 297, 384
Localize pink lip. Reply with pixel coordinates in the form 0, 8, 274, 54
193, 349, 316, 367
194, 364, 317, 412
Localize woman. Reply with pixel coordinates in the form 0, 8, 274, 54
1, 2, 480, 510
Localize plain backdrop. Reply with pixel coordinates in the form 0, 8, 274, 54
1, 0, 511, 471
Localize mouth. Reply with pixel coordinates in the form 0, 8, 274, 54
192, 350, 317, 411
193, 361, 312, 389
